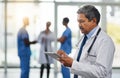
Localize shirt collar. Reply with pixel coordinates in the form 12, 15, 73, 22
86, 26, 99, 39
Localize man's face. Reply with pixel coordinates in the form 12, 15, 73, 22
47, 22, 51, 27
62, 21, 65, 26
77, 13, 95, 34
23, 17, 29, 26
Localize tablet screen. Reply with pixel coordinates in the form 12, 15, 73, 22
44, 52, 61, 60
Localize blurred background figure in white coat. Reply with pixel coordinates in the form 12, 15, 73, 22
37, 21, 56, 78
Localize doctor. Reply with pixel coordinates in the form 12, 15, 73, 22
17, 17, 37, 78
57, 17, 72, 78
38, 21, 56, 78
57, 5, 115, 78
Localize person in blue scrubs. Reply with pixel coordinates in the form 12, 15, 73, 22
57, 17, 72, 78
17, 17, 37, 78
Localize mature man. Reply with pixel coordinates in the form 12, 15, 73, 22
57, 5, 115, 78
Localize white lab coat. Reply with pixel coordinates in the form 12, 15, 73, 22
70, 27, 115, 78
38, 31, 56, 64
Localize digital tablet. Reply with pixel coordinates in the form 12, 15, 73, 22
44, 52, 61, 60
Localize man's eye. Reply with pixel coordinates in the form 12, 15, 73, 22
79, 21, 85, 23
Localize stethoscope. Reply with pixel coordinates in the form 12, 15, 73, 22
76, 28, 101, 54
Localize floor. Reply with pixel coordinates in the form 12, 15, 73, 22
0, 68, 120, 78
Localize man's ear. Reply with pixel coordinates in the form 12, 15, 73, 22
92, 18, 97, 23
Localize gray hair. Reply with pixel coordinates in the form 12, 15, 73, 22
77, 5, 100, 25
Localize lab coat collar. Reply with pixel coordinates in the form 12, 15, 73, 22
86, 26, 100, 39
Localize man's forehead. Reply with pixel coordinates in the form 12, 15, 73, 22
77, 14, 86, 20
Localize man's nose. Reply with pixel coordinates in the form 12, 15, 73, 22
78, 24, 82, 27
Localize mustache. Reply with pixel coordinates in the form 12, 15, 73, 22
79, 26, 84, 30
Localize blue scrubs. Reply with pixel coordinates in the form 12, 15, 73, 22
17, 27, 31, 78
60, 27, 72, 78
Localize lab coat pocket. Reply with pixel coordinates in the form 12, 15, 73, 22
87, 50, 97, 64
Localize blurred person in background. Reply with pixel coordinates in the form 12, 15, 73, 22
17, 17, 37, 78
57, 17, 72, 78
38, 21, 56, 78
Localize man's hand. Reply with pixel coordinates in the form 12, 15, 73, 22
57, 50, 73, 67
